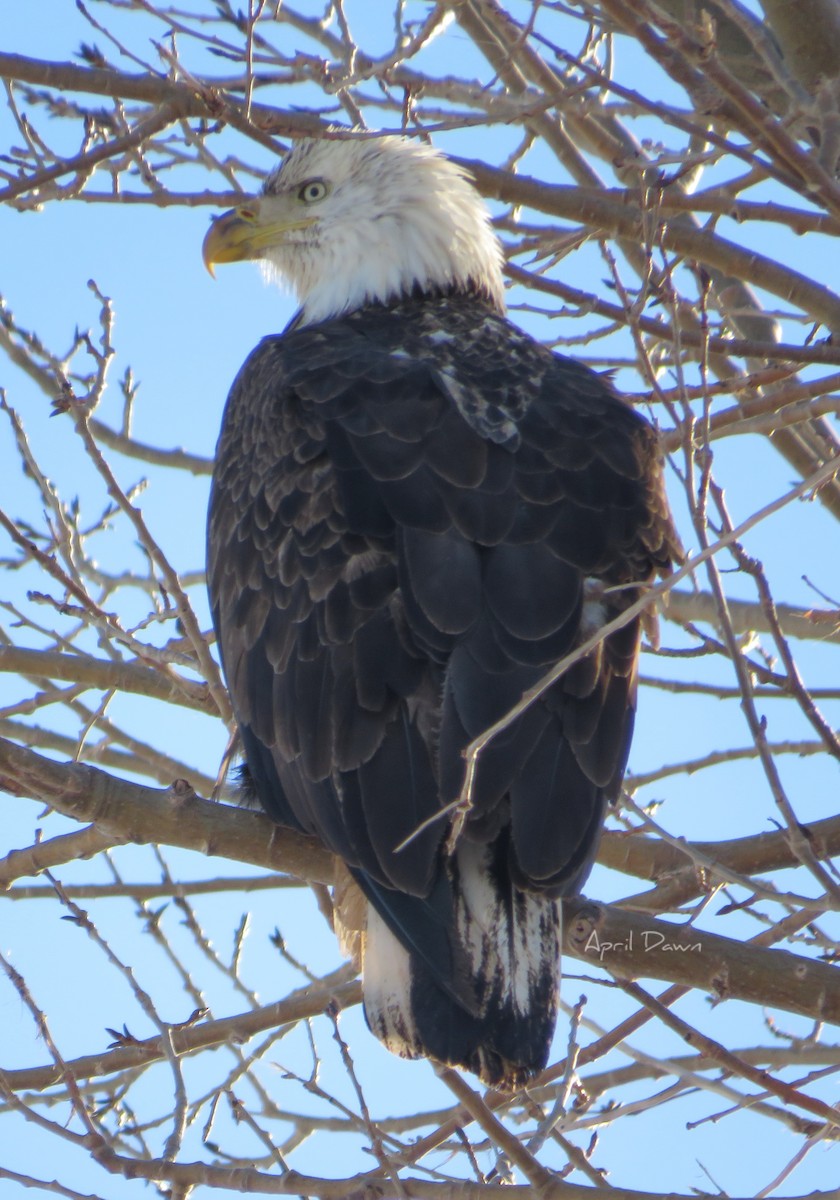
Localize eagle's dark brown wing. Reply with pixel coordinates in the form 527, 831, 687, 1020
208, 292, 677, 1087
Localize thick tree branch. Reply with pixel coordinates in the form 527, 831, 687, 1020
0, 646, 215, 714
565, 901, 840, 1028
0, 51, 324, 137
80, 1150, 840, 1199
0, 737, 334, 885
665, 589, 840, 645
3, 738, 838, 1034
759, 0, 840, 92
462, 158, 840, 333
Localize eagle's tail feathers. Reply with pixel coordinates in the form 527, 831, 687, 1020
361, 843, 561, 1091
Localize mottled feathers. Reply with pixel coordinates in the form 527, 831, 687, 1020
208, 289, 677, 1087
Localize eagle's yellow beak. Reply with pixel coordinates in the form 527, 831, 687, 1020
202, 203, 316, 277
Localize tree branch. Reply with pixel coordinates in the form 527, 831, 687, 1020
565, 901, 840, 1030
0, 646, 215, 714
0, 965, 359, 1096
0, 737, 334, 885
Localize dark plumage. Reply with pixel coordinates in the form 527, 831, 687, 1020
205, 137, 678, 1088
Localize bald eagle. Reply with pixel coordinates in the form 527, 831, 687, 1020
204, 136, 678, 1089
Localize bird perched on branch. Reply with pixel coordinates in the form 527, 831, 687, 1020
203, 135, 678, 1089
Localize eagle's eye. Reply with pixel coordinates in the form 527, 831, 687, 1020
299, 179, 329, 204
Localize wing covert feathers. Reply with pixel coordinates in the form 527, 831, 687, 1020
208, 292, 678, 1088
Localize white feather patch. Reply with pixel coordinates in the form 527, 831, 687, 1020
362, 904, 424, 1059
453, 840, 560, 1018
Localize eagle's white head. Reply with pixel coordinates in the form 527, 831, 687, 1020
203, 136, 505, 325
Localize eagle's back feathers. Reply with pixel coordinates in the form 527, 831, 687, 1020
208, 291, 676, 1087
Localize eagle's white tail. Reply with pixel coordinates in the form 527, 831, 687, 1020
362, 840, 561, 1089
